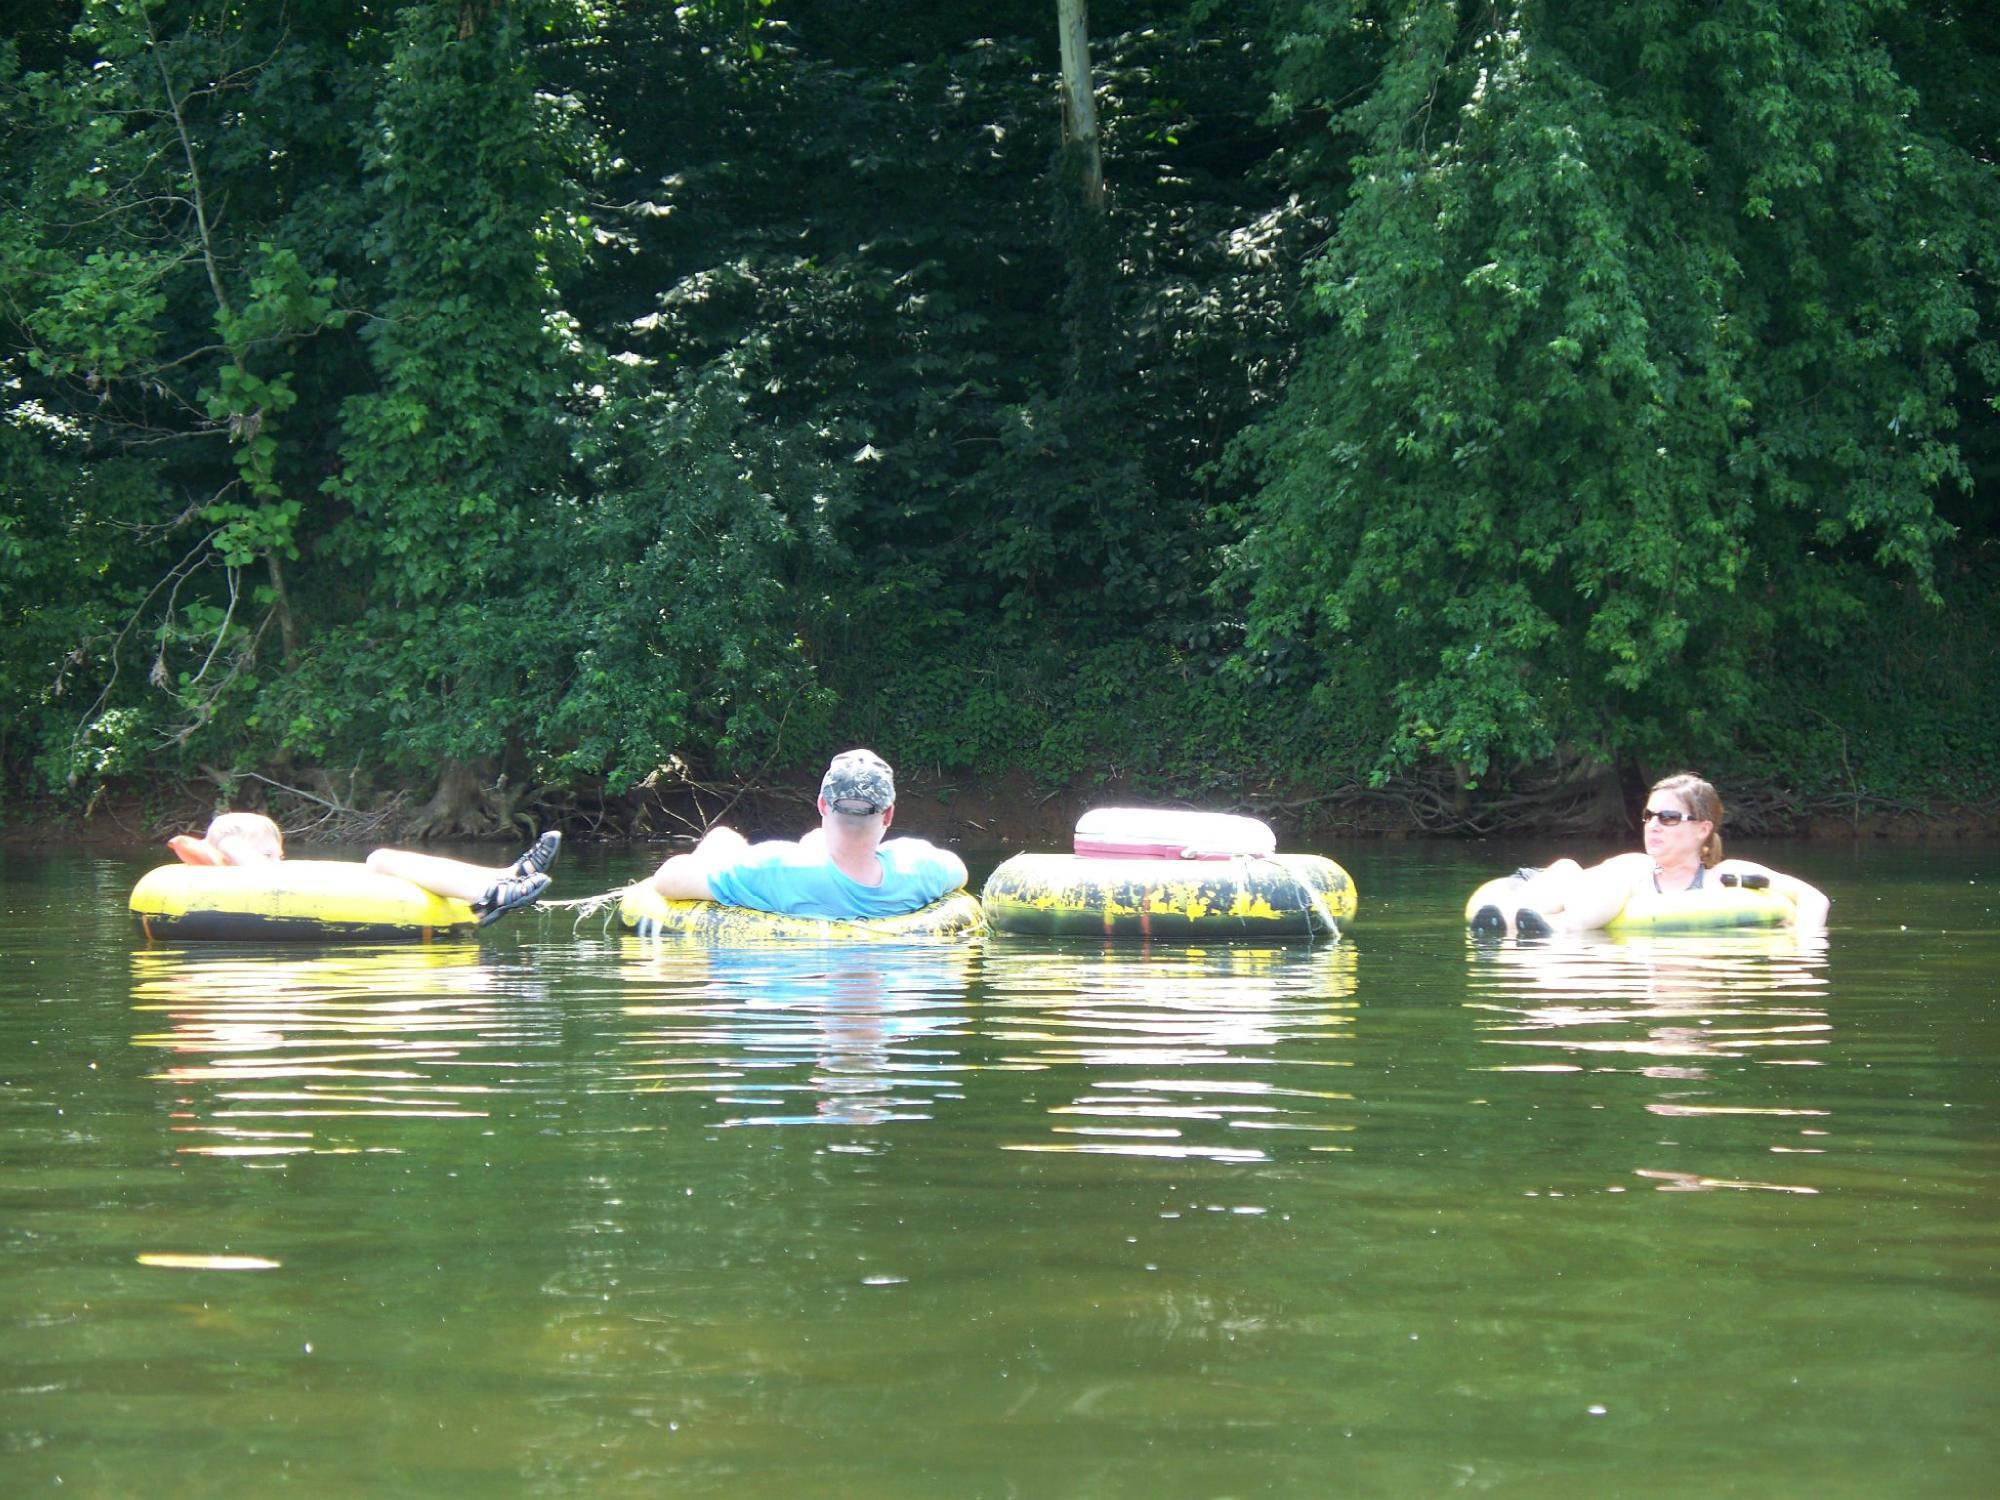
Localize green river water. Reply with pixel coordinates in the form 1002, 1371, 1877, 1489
1, 838, 1993, 1497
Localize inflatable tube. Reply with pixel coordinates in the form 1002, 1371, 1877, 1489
618, 886, 986, 942
981, 852, 1354, 937
130, 861, 478, 942
1465, 871, 1795, 935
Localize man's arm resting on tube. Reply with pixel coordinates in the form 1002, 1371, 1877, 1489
646, 827, 751, 900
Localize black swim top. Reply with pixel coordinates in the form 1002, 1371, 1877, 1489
1652, 864, 1705, 893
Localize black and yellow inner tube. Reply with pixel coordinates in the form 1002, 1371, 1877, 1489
617, 886, 987, 942
980, 852, 1355, 937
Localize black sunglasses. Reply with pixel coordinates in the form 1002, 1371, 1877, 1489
1640, 808, 1694, 826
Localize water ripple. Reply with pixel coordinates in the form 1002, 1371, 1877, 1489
1465, 930, 1834, 1192
611, 940, 977, 1127
980, 941, 1360, 1160
128, 944, 560, 1158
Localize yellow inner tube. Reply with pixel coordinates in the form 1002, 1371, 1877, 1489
1464, 872, 1795, 933
1606, 884, 1795, 932
130, 861, 478, 941
617, 885, 986, 942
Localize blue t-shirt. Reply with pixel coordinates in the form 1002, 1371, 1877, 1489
706, 837, 968, 919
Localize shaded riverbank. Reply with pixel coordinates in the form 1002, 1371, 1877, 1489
8, 765, 1999, 855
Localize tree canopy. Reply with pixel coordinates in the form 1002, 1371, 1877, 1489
3, 0, 1995, 833
1232, 0, 1997, 787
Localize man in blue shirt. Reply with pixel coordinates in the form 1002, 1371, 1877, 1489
645, 749, 968, 919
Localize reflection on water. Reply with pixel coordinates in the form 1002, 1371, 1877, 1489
129, 943, 555, 1158
613, 939, 977, 1127
981, 940, 1360, 1162
603, 937, 1364, 1158
1465, 930, 1832, 1193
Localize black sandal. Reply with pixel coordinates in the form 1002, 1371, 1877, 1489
476, 871, 551, 926
511, 831, 562, 879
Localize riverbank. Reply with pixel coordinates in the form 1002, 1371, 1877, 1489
7, 767, 1998, 853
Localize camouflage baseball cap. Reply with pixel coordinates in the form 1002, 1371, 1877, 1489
820, 748, 896, 814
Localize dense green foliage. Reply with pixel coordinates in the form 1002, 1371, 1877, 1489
3, 0, 1995, 830
1231, 0, 1999, 788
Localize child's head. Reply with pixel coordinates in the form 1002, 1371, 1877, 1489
205, 812, 284, 864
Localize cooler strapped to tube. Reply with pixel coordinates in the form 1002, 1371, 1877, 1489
1071, 808, 1277, 861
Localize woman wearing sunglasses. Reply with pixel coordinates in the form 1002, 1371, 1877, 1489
1476, 771, 1829, 936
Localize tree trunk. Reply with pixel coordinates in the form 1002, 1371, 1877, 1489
412, 760, 489, 839
1056, 0, 1103, 207
265, 553, 299, 666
